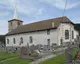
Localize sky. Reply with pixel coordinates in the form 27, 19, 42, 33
0, 0, 80, 34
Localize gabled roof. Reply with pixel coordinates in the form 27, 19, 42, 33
6, 16, 73, 36
8, 19, 23, 22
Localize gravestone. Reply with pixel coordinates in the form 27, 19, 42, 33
20, 44, 41, 60
65, 44, 73, 64
20, 46, 31, 59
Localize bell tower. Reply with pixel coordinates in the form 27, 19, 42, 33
8, 0, 23, 32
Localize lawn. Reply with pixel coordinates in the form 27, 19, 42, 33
0, 58, 32, 64
0, 52, 32, 64
40, 53, 65, 64
40, 48, 79, 64
0, 52, 18, 61
0, 48, 78, 64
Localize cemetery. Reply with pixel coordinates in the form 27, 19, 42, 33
0, 36, 80, 64
0, 16, 80, 64
0, 40, 66, 64
40, 53, 65, 64
0, 52, 32, 64
0, 43, 67, 64
0, 39, 80, 64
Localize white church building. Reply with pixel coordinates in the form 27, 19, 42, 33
5, 4, 79, 51
5, 15, 79, 48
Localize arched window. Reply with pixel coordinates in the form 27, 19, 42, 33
72, 31, 74, 39
20, 37, 23, 44
47, 29, 50, 35
65, 30, 69, 39
47, 39, 50, 46
13, 38, 16, 44
29, 36, 33, 43
7, 39, 9, 44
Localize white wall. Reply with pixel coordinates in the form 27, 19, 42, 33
58, 23, 79, 45
6, 29, 58, 47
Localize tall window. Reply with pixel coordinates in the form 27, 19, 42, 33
13, 38, 16, 44
7, 39, 9, 44
17, 21, 20, 26
72, 31, 74, 39
47, 29, 50, 35
65, 30, 69, 39
20, 37, 23, 44
29, 36, 33, 43
60, 38, 63, 46
47, 39, 50, 46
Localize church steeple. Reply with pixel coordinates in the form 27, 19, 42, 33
13, 0, 18, 19
8, 0, 23, 32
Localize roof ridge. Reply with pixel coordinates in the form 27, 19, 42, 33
6, 16, 71, 36
23, 16, 67, 26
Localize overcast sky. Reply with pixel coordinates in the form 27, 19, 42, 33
0, 0, 80, 34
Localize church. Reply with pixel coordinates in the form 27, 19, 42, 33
5, 6, 79, 51
5, 16, 79, 46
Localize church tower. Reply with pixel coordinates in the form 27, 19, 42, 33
8, 1, 23, 32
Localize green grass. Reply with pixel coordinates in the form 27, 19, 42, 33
0, 52, 32, 64
0, 52, 18, 61
0, 58, 32, 64
40, 53, 65, 64
40, 48, 80, 64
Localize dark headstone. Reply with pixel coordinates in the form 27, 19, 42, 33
20, 46, 31, 59
20, 45, 40, 60
65, 46, 73, 64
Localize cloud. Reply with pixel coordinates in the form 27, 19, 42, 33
0, 0, 80, 34
0, 11, 10, 17
0, 0, 45, 34
17, 0, 44, 16
39, 0, 80, 9
0, 20, 8, 34
0, 0, 79, 17
0, 0, 45, 18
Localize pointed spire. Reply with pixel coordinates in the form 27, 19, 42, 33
13, 0, 18, 19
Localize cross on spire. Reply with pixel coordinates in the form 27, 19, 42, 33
13, 0, 18, 19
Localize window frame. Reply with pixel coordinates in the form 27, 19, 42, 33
7, 39, 9, 44
72, 31, 74, 39
20, 37, 23, 44
65, 30, 69, 39
17, 21, 20, 26
29, 36, 33, 43
13, 38, 16, 44
47, 39, 50, 45
47, 29, 50, 35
